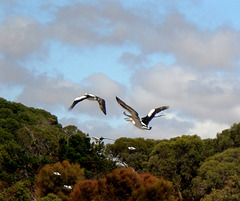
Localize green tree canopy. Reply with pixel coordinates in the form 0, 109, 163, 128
200, 175, 240, 201
106, 137, 158, 171
0, 180, 31, 201
148, 135, 206, 200
214, 122, 240, 152
0, 98, 64, 186
192, 147, 240, 200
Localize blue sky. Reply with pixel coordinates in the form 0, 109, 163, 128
1, 0, 240, 141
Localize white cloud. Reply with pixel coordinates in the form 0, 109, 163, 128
82, 73, 126, 99
128, 62, 240, 132
1, 0, 240, 141
189, 119, 229, 139
0, 59, 32, 85
0, 15, 46, 59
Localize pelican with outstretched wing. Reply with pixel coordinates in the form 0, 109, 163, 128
116, 96, 168, 130
69, 93, 106, 115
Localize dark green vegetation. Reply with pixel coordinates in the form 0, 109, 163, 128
0, 97, 240, 200
0, 97, 115, 200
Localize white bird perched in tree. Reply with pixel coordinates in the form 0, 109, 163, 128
128, 146, 136, 150
53, 171, 61, 176
63, 185, 72, 190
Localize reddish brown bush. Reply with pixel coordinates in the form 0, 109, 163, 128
35, 160, 84, 200
69, 168, 175, 201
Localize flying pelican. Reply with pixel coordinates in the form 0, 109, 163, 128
69, 93, 106, 115
91, 136, 113, 144
91, 136, 113, 141
116, 96, 169, 130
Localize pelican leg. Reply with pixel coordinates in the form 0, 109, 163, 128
124, 117, 132, 121
123, 111, 132, 117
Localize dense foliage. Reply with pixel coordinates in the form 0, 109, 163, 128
35, 160, 85, 200
0, 98, 116, 200
106, 124, 240, 200
0, 97, 240, 200
201, 175, 240, 201
69, 168, 175, 201
191, 147, 240, 200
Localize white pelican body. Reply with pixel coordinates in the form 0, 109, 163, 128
116, 96, 169, 130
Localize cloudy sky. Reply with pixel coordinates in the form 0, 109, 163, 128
1, 0, 240, 141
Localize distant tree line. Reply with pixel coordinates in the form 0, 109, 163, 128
0, 97, 116, 200
0, 97, 240, 200
106, 124, 240, 200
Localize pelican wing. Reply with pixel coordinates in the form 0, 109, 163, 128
69, 95, 87, 110
116, 97, 139, 119
97, 97, 107, 115
141, 106, 169, 125
149, 106, 169, 116
100, 136, 113, 140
